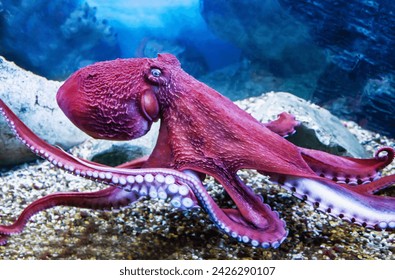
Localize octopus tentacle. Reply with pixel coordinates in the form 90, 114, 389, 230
353, 173, 395, 195
0, 167, 202, 245
0, 187, 133, 245
270, 174, 395, 230
204, 172, 288, 248
299, 147, 394, 185
192, 173, 288, 248
62, 151, 200, 209
263, 112, 300, 137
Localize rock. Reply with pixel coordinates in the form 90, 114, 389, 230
361, 73, 395, 136
200, 60, 275, 101
321, 74, 395, 138
278, 0, 395, 74
359, 75, 395, 136
0, 1, 121, 80
201, 0, 322, 66
200, 0, 327, 99
200, 0, 395, 137
236, 92, 368, 157
277, 0, 395, 137
201, 59, 321, 101
0, 56, 88, 167
135, 37, 208, 78
84, 122, 160, 167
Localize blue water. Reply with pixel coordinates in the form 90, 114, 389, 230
87, 0, 240, 70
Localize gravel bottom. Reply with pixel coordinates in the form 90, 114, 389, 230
0, 121, 394, 260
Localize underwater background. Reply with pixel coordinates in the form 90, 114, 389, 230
1, 0, 395, 260
0, 0, 394, 137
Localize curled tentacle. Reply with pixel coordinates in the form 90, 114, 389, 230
374, 147, 395, 166
187, 172, 288, 248
214, 173, 287, 248
299, 146, 395, 185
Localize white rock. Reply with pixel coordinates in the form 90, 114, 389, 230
0, 56, 88, 166
236, 91, 368, 157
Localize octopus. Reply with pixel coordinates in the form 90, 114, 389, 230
0, 53, 394, 249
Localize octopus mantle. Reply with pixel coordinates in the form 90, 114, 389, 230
0, 53, 394, 249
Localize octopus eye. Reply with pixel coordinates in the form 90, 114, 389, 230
151, 68, 161, 77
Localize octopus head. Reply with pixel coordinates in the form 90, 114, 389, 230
57, 53, 181, 140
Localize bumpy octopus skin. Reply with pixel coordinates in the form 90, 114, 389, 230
0, 53, 394, 249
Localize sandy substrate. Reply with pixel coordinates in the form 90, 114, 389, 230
0, 121, 394, 260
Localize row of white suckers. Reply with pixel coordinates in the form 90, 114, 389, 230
65, 165, 199, 210
102, 172, 199, 210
